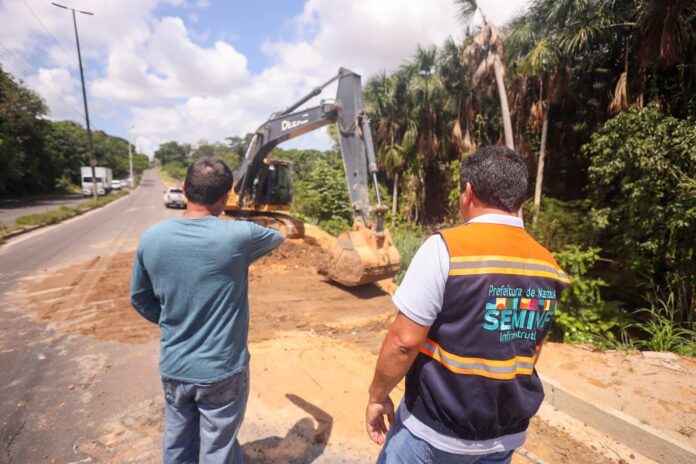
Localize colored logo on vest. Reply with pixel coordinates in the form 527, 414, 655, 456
482, 295, 556, 343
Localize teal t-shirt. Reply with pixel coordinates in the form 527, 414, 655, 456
130, 216, 283, 383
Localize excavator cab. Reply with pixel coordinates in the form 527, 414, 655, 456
251, 159, 293, 211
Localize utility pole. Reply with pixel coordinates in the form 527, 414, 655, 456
128, 126, 134, 187
52, 2, 97, 201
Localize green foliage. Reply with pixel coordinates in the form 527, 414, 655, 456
0, 67, 149, 198
54, 176, 80, 193
524, 197, 595, 252
584, 105, 696, 322
274, 148, 332, 179
14, 205, 75, 227
446, 158, 462, 221
628, 290, 696, 356
0, 66, 49, 196
553, 245, 625, 345
392, 225, 428, 284
155, 138, 247, 181
292, 155, 352, 234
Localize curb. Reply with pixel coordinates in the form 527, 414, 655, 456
540, 375, 696, 464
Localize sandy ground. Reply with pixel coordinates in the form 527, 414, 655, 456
7, 227, 692, 463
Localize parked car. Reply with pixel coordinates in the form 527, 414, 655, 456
111, 180, 122, 190
163, 187, 186, 208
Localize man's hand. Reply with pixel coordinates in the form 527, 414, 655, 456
365, 313, 429, 445
366, 396, 395, 445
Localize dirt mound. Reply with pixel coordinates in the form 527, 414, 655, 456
249, 240, 394, 344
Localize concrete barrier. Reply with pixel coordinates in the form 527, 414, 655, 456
540, 375, 696, 464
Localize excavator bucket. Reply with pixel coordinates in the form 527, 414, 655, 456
323, 223, 401, 287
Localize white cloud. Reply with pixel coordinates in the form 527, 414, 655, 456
91, 16, 248, 105
263, 0, 463, 79
25, 67, 84, 121
2, 0, 530, 155
131, 0, 468, 153
476, 0, 531, 25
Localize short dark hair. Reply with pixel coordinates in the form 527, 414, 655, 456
459, 145, 528, 212
184, 158, 233, 205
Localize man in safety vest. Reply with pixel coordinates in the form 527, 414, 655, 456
366, 145, 569, 463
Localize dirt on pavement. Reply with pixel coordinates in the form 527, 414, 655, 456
10, 231, 691, 463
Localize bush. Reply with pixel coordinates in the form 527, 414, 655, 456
627, 289, 696, 356
292, 156, 353, 228
524, 198, 595, 252
584, 105, 696, 324
54, 176, 80, 193
391, 222, 428, 283
552, 245, 626, 345
319, 217, 351, 236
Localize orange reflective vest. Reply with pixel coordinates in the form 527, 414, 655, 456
404, 222, 569, 440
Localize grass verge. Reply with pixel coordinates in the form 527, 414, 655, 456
158, 166, 184, 188
0, 190, 130, 244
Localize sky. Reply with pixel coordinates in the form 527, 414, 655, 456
0, 0, 531, 156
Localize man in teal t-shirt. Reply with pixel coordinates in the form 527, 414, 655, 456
131, 158, 283, 463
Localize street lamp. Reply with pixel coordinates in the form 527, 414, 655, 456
52, 2, 98, 201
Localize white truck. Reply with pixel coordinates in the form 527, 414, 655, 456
81, 166, 113, 196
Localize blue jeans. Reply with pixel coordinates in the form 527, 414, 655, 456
162, 366, 249, 464
377, 413, 514, 464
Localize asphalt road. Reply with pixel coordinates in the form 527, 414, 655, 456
0, 169, 178, 463
0, 194, 91, 225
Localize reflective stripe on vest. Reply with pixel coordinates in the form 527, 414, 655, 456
421, 339, 538, 380
449, 255, 570, 284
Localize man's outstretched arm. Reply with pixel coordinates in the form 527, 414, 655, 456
246, 222, 284, 263
366, 312, 429, 445
130, 250, 161, 324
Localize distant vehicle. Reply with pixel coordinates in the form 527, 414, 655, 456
163, 187, 186, 208
81, 166, 113, 196
111, 180, 122, 190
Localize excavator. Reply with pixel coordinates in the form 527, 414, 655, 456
224, 67, 400, 287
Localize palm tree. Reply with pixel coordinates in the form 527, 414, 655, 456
507, 5, 560, 226
365, 72, 414, 215
439, 37, 477, 156
456, 0, 515, 150
636, 0, 694, 67
402, 45, 445, 162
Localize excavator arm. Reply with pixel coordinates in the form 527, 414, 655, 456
229, 67, 400, 286
235, 68, 386, 227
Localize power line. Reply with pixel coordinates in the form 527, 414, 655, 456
0, 4, 104, 133
0, 45, 87, 122
21, 0, 72, 60
0, 44, 37, 79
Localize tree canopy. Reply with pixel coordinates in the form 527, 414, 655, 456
0, 66, 149, 197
